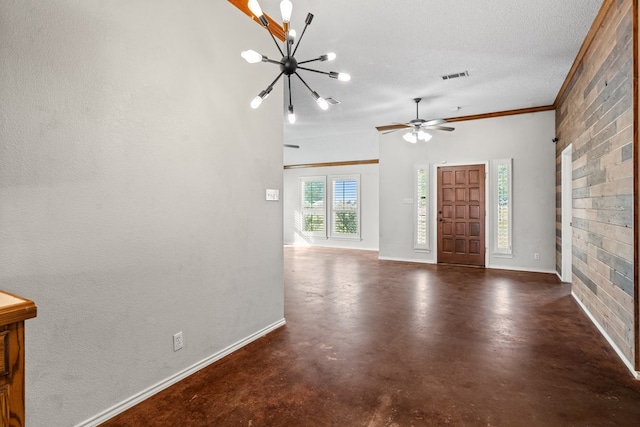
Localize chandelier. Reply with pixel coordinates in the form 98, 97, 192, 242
241, 0, 351, 124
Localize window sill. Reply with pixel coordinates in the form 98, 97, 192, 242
330, 236, 362, 242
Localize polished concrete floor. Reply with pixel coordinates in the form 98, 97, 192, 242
104, 246, 640, 426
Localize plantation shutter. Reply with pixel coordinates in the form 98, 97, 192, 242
330, 175, 360, 239
415, 166, 429, 250
300, 176, 327, 237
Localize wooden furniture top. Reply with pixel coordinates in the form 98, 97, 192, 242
0, 290, 37, 326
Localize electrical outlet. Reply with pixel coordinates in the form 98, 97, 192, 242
173, 331, 183, 352
534, 252, 540, 260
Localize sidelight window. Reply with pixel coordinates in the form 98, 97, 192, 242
492, 159, 513, 256
415, 166, 429, 250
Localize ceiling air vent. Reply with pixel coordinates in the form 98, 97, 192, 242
441, 71, 469, 80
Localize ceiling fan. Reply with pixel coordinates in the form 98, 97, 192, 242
379, 98, 455, 143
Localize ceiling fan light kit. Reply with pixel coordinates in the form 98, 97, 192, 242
384, 98, 455, 143
242, 0, 351, 124
402, 132, 417, 144
402, 130, 431, 143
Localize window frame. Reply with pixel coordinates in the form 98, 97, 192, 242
329, 174, 361, 240
492, 158, 513, 257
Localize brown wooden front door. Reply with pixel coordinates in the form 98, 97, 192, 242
437, 164, 486, 266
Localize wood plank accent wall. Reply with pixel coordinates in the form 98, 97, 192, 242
633, 0, 639, 368
555, 0, 635, 363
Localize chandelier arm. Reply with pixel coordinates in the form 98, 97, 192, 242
264, 58, 284, 66
297, 58, 322, 65
287, 75, 293, 107
297, 66, 330, 76
294, 71, 316, 96
265, 25, 285, 57
285, 29, 291, 58
291, 20, 311, 57
265, 71, 285, 92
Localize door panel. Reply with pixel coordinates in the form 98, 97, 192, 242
437, 164, 486, 266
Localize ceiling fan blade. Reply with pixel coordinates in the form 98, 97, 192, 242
376, 124, 410, 132
424, 118, 448, 126
284, 144, 300, 148
381, 128, 404, 135
425, 125, 455, 132
378, 101, 451, 133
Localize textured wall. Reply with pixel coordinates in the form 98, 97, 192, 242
555, 0, 634, 362
0, 1, 283, 425
283, 128, 380, 166
379, 111, 557, 271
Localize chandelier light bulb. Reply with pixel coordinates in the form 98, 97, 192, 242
322, 52, 337, 61
241, 50, 263, 64
280, 0, 293, 23
287, 29, 296, 44
288, 105, 296, 124
250, 88, 271, 109
250, 96, 263, 109
311, 91, 329, 110
248, 0, 263, 18
316, 97, 329, 110
329, 71, 350, 82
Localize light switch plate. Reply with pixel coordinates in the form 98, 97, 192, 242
266, 189, 279, 201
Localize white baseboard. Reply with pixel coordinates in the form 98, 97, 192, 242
76, 318, 286, 427
284, 243, 379, 251
377, 256, 435, 264
488, 264, 558, 275
376, 258, 557, 274
571, 292, 638, 379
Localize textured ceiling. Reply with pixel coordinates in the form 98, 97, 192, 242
240, 0, 604, 144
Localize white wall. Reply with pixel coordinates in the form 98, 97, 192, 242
0, 1, 284, 426
379, 111, 557, 272
284, 164, 379, 250
284, 128, 379, 166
